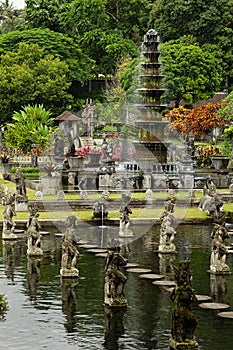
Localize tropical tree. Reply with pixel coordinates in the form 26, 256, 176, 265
160, 40, 223, 107
164, 104, 226, 140
0, 0, 26, 33
218, 91, 233, 139
0, 42, 73, 121
4, 104, 55, 152
149, 0, 230, 45
0, 28, 95, 83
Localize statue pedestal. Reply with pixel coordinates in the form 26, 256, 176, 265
119, 227, 134, 238
60, 267, 79, 278
170, 338, 198, 350
2, 231, 17, 240
27, 247, 43, 257
158, 246, 176, 254
104, 295, 127, 308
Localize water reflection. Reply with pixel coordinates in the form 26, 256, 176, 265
2, 239, 25, 284
1, 224, 233, 350
61, 278, 78, 334
27, 256, 41, 304
104, 307, 126, 350
210, 274, 227, 302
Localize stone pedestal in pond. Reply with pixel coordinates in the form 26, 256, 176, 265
170, 338, 198, 350
27, 246, 43, 257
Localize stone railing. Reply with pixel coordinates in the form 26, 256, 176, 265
12, 155, 50, 165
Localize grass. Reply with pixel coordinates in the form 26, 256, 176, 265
0, 178, 232, 221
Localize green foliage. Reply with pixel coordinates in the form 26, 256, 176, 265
0, 42, 73, 120
0, 28, 95, 83
4, 104, 54, 152
149, 0, 233, 90
160, 41, 223, 106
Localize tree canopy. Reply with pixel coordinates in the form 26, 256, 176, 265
0, 42, 73, 121
160, 40, 223, 107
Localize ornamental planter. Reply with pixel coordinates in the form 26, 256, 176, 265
67, 156, 85, 169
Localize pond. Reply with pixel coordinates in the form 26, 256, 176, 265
1, 223, 233, 350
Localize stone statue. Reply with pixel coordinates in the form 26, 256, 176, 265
93, 197, 108, 219
104, 246, 128, 307
60, 215, 80, 277
145, 188, 153, 204
119, 204, 133, 237
15, 168, 27, 201
60, 234, 80, 278
54, 132, 64, 156
210, 224, 230, 274
198, 193, 223, 217
27, 205, 43, 256
158, 212, 176, 253
2, 193, 17, 240
170, 259, 198, 350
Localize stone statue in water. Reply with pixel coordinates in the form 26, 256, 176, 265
210, 223, 230, 274
26, 204, 43, 256
104, 246, 127, 307
60, 215, 80, 278
2, 192, 17, 240
170, 259, 198, 350
119, 204, 133, 237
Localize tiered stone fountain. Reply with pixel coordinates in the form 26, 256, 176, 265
133, 29, 169, 174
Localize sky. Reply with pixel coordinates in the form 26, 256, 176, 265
12, 0, 25, 9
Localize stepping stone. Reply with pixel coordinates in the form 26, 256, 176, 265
86, 248, 107, 254
78, 244, 98, 249
125, 263, 139, 268
40, 231, 50, 235
199, 302, 230, 310
77, 240, 88, 245
153, 280, 176, 286
195, 295, 212, 302
218, 311, 233, 319
139, 273, 165, 280
55, 233, 63, 237
126, 268, 152, 273
15, 229, 25, 234
95, 253, 108, 258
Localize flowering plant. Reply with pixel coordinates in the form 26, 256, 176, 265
74, 146, 102, 158
195, 145, 222, 168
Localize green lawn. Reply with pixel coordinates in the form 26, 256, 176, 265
0, 178, 232, 221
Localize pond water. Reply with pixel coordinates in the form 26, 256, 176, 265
1, 224, 233, 350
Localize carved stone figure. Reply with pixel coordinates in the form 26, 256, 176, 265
60, 215, 80, 278
170, 259, 198, 350
198, 193, 223, 217
104, 247, 127, 307
15, 168, 27, 201
93, 198, 108, 219
60, 234, 80, 278
158, 212, 176, 253
210, 224, 230, 274
119, 204, 133, 237
27, 206, 43, 256
2, 193, 17, 240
